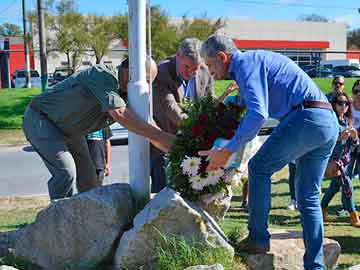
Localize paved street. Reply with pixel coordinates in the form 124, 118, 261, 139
0, 144, 129, 197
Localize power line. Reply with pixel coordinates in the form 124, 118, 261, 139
223, 0, 359, 11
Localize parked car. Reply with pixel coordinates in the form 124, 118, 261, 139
332, 65, 360, 78
110, 122, 128, 144
51, 67, 73, 85
12, 69, 41, 88
305, 67, 333, 78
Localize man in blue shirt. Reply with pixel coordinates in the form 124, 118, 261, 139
199, 34, 338, 270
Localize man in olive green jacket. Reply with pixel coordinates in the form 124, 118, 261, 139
23, 64, 172, 200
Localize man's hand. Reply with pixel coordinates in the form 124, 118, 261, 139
105, 164, 111, 176
198, 148, 233, 171
151, 132, 176, 153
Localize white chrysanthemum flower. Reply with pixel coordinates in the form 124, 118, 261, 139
203, 169, 224, 186
180, 156, 201, 177
189, 175, 204, 190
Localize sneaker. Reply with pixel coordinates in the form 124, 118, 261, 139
336, 208, 348, 216
288, 199, 297, 211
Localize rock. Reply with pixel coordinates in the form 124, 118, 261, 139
0, 266, 19, 270
197, 186, 232, 223
14, 183, 134, 270
247, 229, 341, 270
114, 188, 234, 270
0, 230, 21, 257
349, 265, 360, 270
184, 264, 224, 270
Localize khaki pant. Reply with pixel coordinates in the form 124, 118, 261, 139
22, 106, 98, 200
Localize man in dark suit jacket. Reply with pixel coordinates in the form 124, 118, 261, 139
151, 38, 214, 192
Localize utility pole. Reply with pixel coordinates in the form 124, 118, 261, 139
37, 0, 48, 91
22, 0, 31, 88
128, 0, 150, 212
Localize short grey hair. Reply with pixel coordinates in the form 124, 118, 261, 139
201, 34, 238, 59
178, 38, 202, 65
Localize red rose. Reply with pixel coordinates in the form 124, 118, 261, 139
216, 103, 225, 117
192, 123, 204, 137
234, 105, 244, 114
225, 130, 234, 139
198, 113, 209, 123
228, 119, 239, 130
201, 137, 213, 149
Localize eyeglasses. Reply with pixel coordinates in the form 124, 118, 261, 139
334, 81, 344, 86
336, 100, 349, 106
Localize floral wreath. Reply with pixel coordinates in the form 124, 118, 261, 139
166, 95, 246, 201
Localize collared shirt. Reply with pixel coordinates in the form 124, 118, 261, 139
184, 78, 195, 100
176, 58, 196, 101
226, 50, 327, 153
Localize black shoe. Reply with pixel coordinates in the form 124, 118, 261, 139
237, 236, 270, 254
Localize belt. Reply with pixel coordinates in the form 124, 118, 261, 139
29, 102, 55, 124
293, 100, 333, 111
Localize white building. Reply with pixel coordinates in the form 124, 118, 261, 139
219, 19, 347, 66
31, 18, 349, 73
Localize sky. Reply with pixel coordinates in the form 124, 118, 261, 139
1, 0, 360, 30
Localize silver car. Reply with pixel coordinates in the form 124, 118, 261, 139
12, 69, 41, 88
110, 122, 128, 143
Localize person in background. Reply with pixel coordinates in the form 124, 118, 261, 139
86, 126, 112, 185
347, 80, 360, 180
151, 37, 214, 193
321, 92, 360, 228
337, 79, 360, 216
326, 75, 345, 101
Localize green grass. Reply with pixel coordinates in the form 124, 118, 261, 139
221, 170, 360, 270
0, 88, 40, 129
155, 234, 234, 270
215, 78, 360, 97
0, 208, 41, 232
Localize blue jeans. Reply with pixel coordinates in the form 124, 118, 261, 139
248, 107, 338, 270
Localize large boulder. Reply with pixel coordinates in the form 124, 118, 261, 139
14, 183, 134, 270
114, 188, 234, 270
197, 186, 232, 223
247, 229, 341, 270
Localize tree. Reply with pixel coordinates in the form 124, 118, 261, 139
148, 6, 223, 61
348, 28, 360, 49
179, 15, 225, 41
148, 6, 180, 61
52, 11, 88, 73
0, 23, 22, 36
85, 15, 127, 64
300, 14, 330, 22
